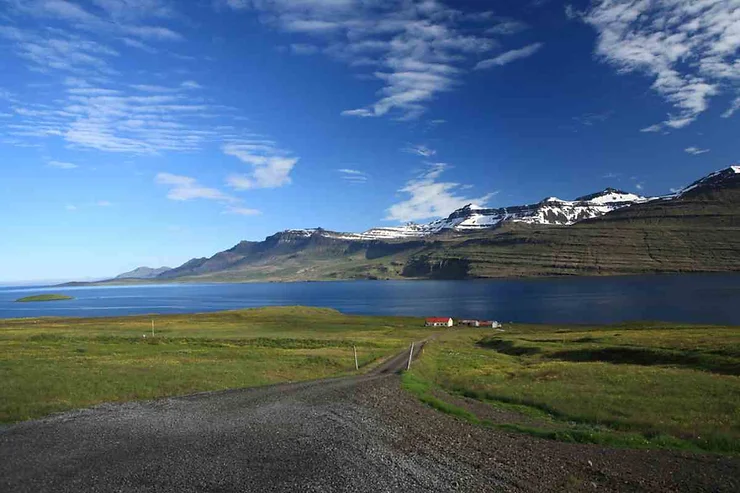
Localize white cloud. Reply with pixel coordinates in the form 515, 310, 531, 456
221, 0, 521, 120
91, 0, 174, 20
0, 3, 219, 155
486, 20, 529, 35
130, 84, 173, 92
3, 79, 222, 153
386, 164, 495, 222
96, 200, 113, 206
3, 0, 183, 42
635, 183, 644, 191
223, 206, 261, 216
573, 111, 611, 126
121, 25, 181, 41
0, 26, 119, 74
155, 172, 237, 202
640, 124, 664, 133
564, 4, 579, 20
121, 37, 158, 53
475, 43, 543, 70
583, 0, 740, 130
290, 43, 319, 55
603, 172, 620, 179
180, 80, 202, 90
65, 204, 77, 211
337, 168, 368, 183
48, 160, 78, 169
224, 140, 298, 189
722, 97, 740, 118
685, 146, 710, 155
403, 144, 436, 157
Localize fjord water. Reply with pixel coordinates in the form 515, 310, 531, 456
1, 274, 740, 324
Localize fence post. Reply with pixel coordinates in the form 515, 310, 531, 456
353, 345, 359, 371
407, 342, 415, 371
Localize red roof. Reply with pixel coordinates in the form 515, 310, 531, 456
426, 317, 451, 323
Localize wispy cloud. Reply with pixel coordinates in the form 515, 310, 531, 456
155, 173, 262, 216
475, 43, 543, 70
223, 206, 261, 216
403, 144, 436, 157
155, 172, 237, 202
2, 0, 183, 42
583, 0, 740, 131
603, 172, 620, 179
290, 43, 319, 55
65, 204, 77, 211
0, 3, 224, 155
337, 168, 368, 183
486, 19, 529, 36
3, 78, 222, 153
640, 124, 664, 133
48, 160, 78, 169
96, 200, 112, 207
0, 25, 119, 75
573, 111, 611, 126
180, 80, 202, 90
386, 163, 495, 222
224, 140, 298, 189
685, 146, 710, 155
221, 1, 527, 120
722, 97, 740, 119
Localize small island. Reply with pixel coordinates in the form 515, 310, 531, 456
16, 294, 74, 303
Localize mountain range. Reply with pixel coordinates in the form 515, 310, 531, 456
95, 166, 740, 284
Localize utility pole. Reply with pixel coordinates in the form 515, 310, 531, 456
353, 345, 358, 371
407, 342, 415, 371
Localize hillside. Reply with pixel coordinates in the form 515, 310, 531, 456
115, 266, 172, 279
93, 166, 740, 284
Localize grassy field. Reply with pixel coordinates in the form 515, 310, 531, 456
15, 294, 74, 302
405, 322, 740, 454
0, 306, 430, 423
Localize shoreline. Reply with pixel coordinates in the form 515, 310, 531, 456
50, 269, 740, 289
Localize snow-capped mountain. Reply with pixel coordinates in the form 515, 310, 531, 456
674, 165, 740, 197
105, 165, 738, 284
273, 166, 739, 241
307, 187, 651, 240
426, 188, 650, 232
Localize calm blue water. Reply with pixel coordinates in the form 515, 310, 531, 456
1, 275, 739, 324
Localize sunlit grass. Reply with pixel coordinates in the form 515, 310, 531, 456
406, 323, 740, 454
0, 306, 430, 423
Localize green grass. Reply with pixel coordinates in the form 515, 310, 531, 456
15, 294, 74, 302
405, 322, 740, 455
0, 306, 432, 423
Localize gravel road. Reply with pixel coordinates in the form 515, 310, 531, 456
1, 344, 738, 492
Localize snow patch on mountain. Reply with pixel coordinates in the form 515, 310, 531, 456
274, 167, 736, 242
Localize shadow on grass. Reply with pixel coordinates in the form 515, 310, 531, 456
547, 347, 740, 376
476, 339, 541, 356
477, 337, 740, 376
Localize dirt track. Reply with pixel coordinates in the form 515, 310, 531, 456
1, 344, 738, 492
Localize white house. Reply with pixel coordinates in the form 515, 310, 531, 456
425, 317, 454, 327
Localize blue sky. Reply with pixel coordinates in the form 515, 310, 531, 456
0, 0, 738, 282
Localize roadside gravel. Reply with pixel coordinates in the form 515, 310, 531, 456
1, 346, 737, 492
